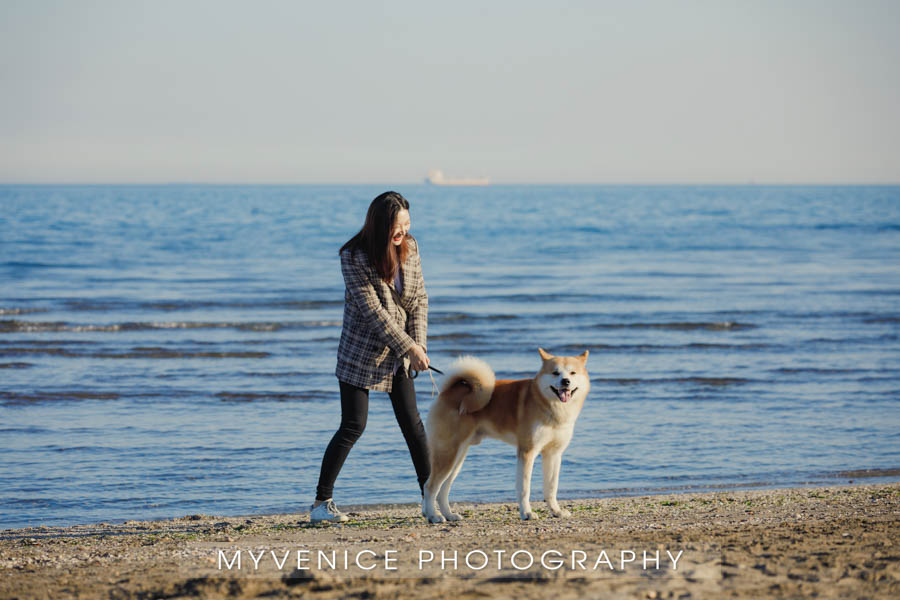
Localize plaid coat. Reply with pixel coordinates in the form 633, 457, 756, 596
335, 236, 428, 391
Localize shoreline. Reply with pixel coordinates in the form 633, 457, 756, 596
2, 482, 898, 598
6, 468, 900, 533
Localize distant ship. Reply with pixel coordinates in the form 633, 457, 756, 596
425, 169, 490, 186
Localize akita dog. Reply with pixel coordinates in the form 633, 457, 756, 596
422, 348, 590, 523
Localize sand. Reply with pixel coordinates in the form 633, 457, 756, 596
2, 483, 898, 599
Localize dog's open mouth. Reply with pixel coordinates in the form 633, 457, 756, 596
550, 386, 577, 402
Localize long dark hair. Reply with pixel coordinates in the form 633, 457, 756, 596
340, 191, 411, 282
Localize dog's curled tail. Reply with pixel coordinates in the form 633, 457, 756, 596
440, 355, 496, 415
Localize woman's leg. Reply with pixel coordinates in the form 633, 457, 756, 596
389, 370, 431, 495
315, 381, 369, 502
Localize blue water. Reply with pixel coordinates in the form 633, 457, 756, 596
1, 184, 899, 530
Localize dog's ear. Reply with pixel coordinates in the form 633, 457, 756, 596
538, 347, 553, 361
578, 350, 589, 365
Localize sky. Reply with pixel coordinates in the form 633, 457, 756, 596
1, 0, 899, 184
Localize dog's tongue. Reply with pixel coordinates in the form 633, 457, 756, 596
560, 389, 571, 402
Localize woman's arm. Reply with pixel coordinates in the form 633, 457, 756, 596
341, 250, 416, 357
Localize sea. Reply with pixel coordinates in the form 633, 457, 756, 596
2, 184, 899, 530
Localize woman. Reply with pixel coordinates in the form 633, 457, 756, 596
310, 191, 431, 523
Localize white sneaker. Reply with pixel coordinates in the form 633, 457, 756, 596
309, 499, 349, 523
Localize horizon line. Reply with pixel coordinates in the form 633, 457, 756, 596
2, 180, 899, 187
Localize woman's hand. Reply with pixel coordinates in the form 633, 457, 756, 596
409, 343, 429, 372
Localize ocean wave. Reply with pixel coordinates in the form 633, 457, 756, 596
0, 347, 74, 357
791, 310, 898, 320
0, 340, 97, 345
1, 391, 122, 405
560, 342, 772, 352
215, 391, 331, 402
773, 367, 868, 375
0, 388, 330, 406
431, 312, 519, 323
811, 223, 900, 232
0, 261, 91, 269
0, 346, 270, 359
0, 426, 51, 434
592, 321, 756, 331
863, 316, 900, 324
591, 376, 754, 387
832, 289, 900, 297
833, 468, 900, 479
0, 319, 340, 333
427, 332, 485, 340
0, 308, 48, 315
803, 334, 899, 345
237, 371, 322, 378
60, 298, 343, 312
435, 293, 665, 303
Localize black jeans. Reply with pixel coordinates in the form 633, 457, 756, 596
315, 370, 430, 502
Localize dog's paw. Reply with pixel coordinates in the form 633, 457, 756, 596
426, 514, 446, 524
520, 510, 537, 520
551, 508, 572, 518
443, 512, 463, 522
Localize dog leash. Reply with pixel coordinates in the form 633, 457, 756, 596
409, 365, 444, 401
408, 365, 444, 378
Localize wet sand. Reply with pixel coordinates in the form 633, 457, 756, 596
2, 483, 898, 599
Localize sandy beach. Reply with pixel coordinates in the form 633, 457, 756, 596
2, 482, 897, 599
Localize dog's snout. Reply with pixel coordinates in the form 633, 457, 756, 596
560, 378, 570, 388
